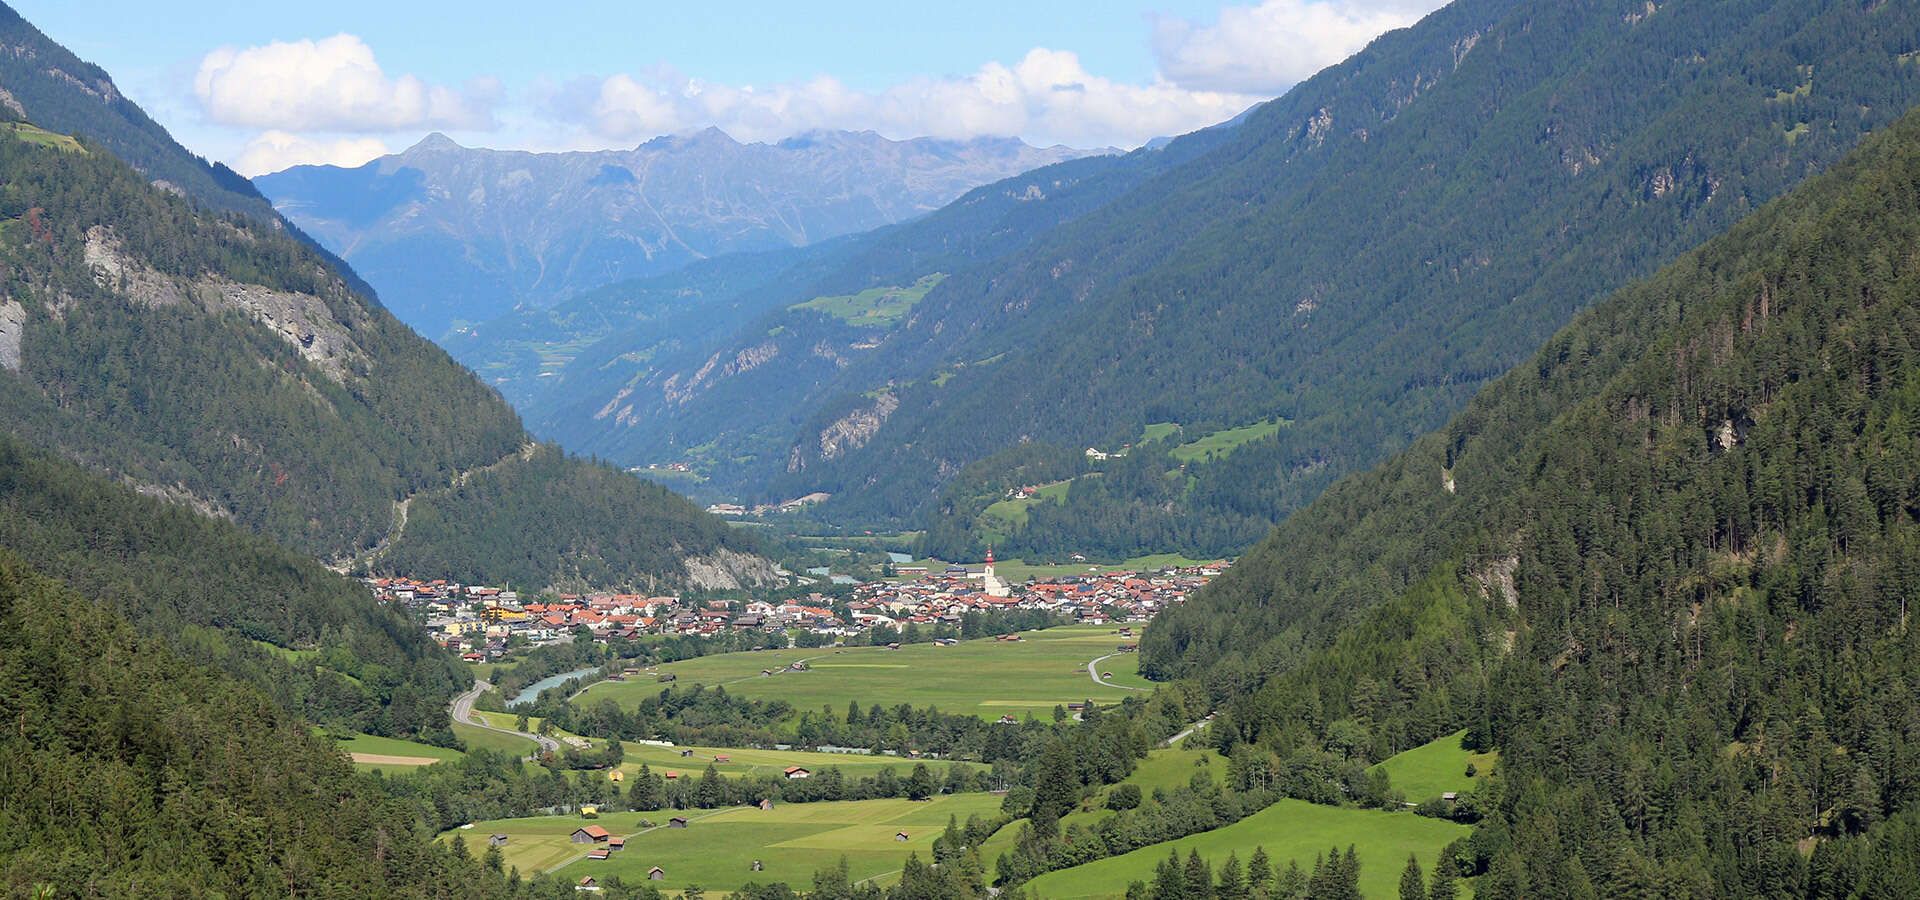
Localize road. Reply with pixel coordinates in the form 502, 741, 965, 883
451, 680, 558, 756
1165, 717, 1212, 747
1087, 653, 1148, 692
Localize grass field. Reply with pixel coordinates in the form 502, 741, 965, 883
1168, 419, 1287, 462
455, 791, 1005, 890
576, 625, 1146, 720
454, 720, 544, 755
886, 554, 1213, 585
334, 732, 464, 771
1022, 800, 1470, 899
980, 479, 1074, 533
791, 274, 946, 327
615, 740, 975, 781
1370, 730, 1498, 803
1, 122, 84, 153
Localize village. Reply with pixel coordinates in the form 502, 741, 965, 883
369, 554, 1228, 663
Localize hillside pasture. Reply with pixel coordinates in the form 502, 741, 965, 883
1022, 799, 1469, 899
790, 274, 946, 327
335, 732, 464, 771
1370, 729, 1498, 803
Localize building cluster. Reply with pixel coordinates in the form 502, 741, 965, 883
369, 559, 1226, 663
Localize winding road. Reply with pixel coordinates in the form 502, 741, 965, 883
452, 680, 558, 757
1088, 653, 1148, 692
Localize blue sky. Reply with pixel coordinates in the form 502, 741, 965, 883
13, 0, 1443, 174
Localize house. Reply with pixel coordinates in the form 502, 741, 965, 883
668, 816, 689, 828
759, 798, 775, 811
895, 832, 910, 842
648, 867, 666, 881
587, 849, 609, 860
571, 825, 611, 843
713, 755, 731, 763
1442, 792, 1459, 803
488, 833, 509, 848
608, 836, 626, 850
577, 875, 600, 892
783, 766, 811, 779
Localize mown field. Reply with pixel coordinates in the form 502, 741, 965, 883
455, 792, 1005, 890
335, 732, 464, 772
575, 625, 1148, 720
614, 741, 976, 781
1021, 799, 1470, 899
1370, 729, 1498, 804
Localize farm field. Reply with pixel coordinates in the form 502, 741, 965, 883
980, 479, 1075, 533
615, 740, 975, 781
454, 720, 544, 755
886, 554, 1215, 584
1370, 729, 1498, 803
1021, 799, 1470, 899
456, 791, 1005, 890
575, 625, 1147, 720
334, 732, 464, 771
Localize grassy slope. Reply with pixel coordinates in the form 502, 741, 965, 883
457, 792, 1004, 889
1022, 800, 1469, 899
615, 741, 975, 781
1168, 419, 1288, 463
1369, 729, 1498, 803
576, 625, 1144, 720
336, 732, 465, 771
790, 274, 947, 327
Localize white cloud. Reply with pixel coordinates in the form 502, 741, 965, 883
233, 130, 389, 176
1152, 0, 1439, 94
581, 48, 1264, 150
195, 34, 495, 133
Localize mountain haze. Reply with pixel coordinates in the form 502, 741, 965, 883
506, 0, 1920, 563
257, 130, 1104, 335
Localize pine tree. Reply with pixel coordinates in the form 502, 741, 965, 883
1217, 852, 1248, 900
1427, 861, 1457, 900
1185, 850, 1214, 900
1246, 846, 1273, 896
1399, 854, 1425, 900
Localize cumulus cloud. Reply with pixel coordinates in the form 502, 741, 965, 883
195, 34, 495, 133
233, 130, 389, 176
580, 48, 1263, 150
1152, 0, 1439, 94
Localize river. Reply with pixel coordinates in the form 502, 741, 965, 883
508, 666, 600, 707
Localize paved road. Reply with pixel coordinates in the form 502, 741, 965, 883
1165, 718, 1212, 747
452, 680, 558, 756
1087, 653, 1148, 692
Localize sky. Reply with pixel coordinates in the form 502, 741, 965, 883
14, 0, 1446, 176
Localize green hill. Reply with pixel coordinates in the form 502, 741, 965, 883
0, 554, 513, 896
1146, 101, 1920, 894
0, 17, 766, 592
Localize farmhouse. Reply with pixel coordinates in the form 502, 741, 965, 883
668, 816, 689, 828
570, 825, 610, 843
587, 849, 609, 860
577, 875, 599, 892
487, 833, 509, 848
648, 866, 666, 881
608, 836, 626, 850
783, 766, 812, 779
895, 831, 910, 842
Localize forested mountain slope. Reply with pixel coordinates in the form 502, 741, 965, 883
257, 130, 1101, 336
0, 3, 269, 218
0, 430, 461, 737
0, 554, 515, 897
0, 46, 767, 592
1145, 102, 1920, 895
542, 0, 1920, 560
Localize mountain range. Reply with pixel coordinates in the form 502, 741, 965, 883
452, 0, 1920, 568
255, 130, 1104, 336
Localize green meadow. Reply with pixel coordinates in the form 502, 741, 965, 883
575, 625, 1145, 720
1167, 419, 1287, 462
455, 792, 1005, 890
1, 122, 84, 153
791, 274, 946, 327
1022, 799, 1470, 899
334, 732, 464, 772
1370, 729, 1498, 803
612, 741, 976, 782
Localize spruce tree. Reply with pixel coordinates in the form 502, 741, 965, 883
1399, 854, 1426, 900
